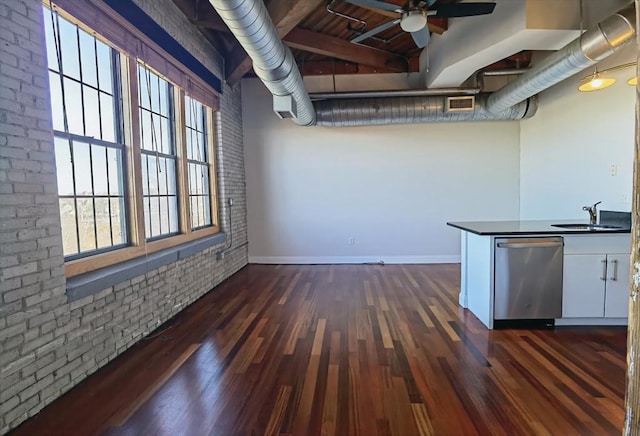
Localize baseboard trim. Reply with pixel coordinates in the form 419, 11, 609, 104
248, 255, 461, 265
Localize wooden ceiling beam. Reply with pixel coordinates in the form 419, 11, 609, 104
284, 28, 407, 73
298, 60, 397, 76
225, 0, 325, 85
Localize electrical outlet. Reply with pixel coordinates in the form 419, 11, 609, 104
348, 237, 355, 245
228, 198, 234, 207
611, 164, 618, 176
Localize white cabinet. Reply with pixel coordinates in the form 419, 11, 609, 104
604, 254, 630, 318
562, 235, 630, 319
562, 255, 606, 318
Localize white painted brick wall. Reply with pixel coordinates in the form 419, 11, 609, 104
0, 0, 247, 432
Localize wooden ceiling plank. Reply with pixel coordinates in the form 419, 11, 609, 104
283, 28, 407, 73
225, 0, 325, 84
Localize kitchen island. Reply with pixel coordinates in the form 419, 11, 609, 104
448, 219, 631, 329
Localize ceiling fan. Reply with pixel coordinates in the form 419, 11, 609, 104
345, 0, 497, 48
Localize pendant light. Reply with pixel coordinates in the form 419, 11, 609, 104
578, 69, 616, 92
577, 63, 638, 92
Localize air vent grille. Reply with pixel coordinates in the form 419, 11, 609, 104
445, 96, 475, 112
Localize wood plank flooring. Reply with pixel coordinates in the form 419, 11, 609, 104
13, 264, 627, 435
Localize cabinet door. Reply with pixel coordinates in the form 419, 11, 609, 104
562, 254, 606, 318
604, 254, 630, 318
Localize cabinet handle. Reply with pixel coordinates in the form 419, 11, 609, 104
600, 259, 607, 281
609, 259, 618, 281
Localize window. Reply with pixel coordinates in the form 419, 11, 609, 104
43, 4, 220, 277
45, 9, 127, 259
138, 64, 179, 239
185, 96, 212, 229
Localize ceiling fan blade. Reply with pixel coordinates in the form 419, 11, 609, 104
430, 2, 496, 18
344, 0, 404, 13
410, 27, 430, 48
351, 19, 401, 43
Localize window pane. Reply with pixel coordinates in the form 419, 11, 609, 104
54, 138, 74, 195
49, 72, 64, 131
144, 199, 151, 240
150, 72, 160, 113
159, 196, 168, 235
79, 29, 97, 88
140, 109, 152, 151
203, 195, 211, 226
160, 115, 171, 154
83, 86, 101, 138
107, 148, 122, 196
73, 142, 92, 195
138, 67, 150, 110
159, 80, 169, 115
92, 144, 108, 195
149, 197, 161, 238
188, 163, 196, 195
95, 197, 112, 248
167, 160, 176, 195
185, 129, 193, 160
100, 93, 116, 142
201, 166, 210, 195
158, 158, 168, 196
43, 8, 59, 72
152, 113, 163, 152
190, 197, 197, 229
110, 197, 125, 245
59, 198, 78, 256
146, 155, 159, 196
64, 78, 83, 135
58, 17, 80, 80
77, 198, 96, 252
96, 43, 113, 94
169, 196, 179, 233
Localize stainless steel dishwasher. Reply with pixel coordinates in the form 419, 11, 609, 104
494, 237, 563, 323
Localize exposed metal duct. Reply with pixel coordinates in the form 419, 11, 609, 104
210, 0, 630, 128
314, 94, 538, 127
209, 0, 316, 126
310, 88, 481, 101
486, 3, 636, 114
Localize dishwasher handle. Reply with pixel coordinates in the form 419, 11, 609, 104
496, 241, 563, 249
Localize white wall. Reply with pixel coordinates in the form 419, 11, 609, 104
242, 79, 521, 263
520, 45, 636, 220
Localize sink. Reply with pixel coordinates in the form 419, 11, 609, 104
551, 223, 623, 231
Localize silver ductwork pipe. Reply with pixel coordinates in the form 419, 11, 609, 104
314, 94, 537, 127
209, 0, 316, 126
310, 88, 481, 100
486, 4, 636, 114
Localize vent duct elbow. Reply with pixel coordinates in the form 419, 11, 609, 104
209, 0, 316, 126
486, 4, 636, 114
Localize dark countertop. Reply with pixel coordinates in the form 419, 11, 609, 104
447, 220, 631, 236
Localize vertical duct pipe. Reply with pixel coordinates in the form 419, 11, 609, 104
209, 0, 316, 126
486, 4, 636, 114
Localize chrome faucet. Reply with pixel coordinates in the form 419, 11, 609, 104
582, 201, 602, 225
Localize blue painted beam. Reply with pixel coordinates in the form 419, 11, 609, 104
102, 0, 223, 93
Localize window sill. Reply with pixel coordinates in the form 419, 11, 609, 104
66, 232, 227, 302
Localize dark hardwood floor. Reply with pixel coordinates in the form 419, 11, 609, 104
13, 264, 627, 435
